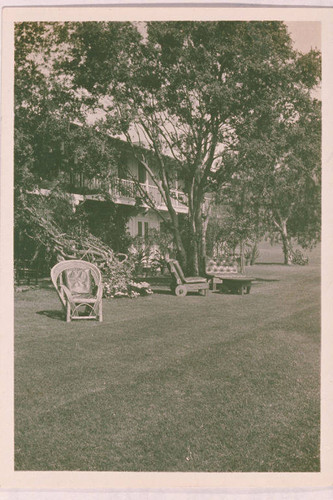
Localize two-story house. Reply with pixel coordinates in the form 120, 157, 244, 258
67, 136, 189, 240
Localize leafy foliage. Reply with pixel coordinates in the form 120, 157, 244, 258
130, 227, 175, 276
221, 94, 321, 264
83, 201, 134, 253
16, 191, 152, 297
58, 20, 321, 272
14, 21, 321, 272
14, 22, 122, 198
14, 22, 135, 268
101, 257, 152, 298
16, 190, 110, 266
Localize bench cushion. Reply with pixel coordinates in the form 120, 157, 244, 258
184, 276, 208, 284
206, 258, 238, 275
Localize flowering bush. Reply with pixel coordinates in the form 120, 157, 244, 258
129, 281, 154, 296
101, 257, 153, 298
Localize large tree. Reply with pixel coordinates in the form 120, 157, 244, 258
220, 84, 321, 265
266, 97, 321, 264
14, 23, 132, 263
14, 22, 123, 190
59, 21, 320, 274
16, 21, 321, 274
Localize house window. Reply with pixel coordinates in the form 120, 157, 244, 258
138, 163, 147, 184
137, 221, 149, 237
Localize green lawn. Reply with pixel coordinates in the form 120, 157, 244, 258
14, 249, 320, 471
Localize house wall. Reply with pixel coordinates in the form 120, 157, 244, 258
68, 138, 189, 241
127, 209, 163, 238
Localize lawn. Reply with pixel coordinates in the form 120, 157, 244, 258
14, 248, 321, 472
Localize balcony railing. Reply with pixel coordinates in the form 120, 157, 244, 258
69, 174, 188, 213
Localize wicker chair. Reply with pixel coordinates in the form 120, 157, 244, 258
51, 260, 103, 322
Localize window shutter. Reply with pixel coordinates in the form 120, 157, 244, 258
138, 221, 142, 236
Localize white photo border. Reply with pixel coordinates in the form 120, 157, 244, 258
1, 3, 332, 491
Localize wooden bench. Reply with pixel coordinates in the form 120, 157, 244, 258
206, 258, 254, 295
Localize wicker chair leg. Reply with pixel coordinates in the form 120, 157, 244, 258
66, 302, 71, 322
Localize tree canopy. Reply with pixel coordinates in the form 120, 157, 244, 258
15, 21, 321, 271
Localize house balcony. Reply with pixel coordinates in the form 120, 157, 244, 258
69, 174, 189, 214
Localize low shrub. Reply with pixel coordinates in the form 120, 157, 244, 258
291, 249, 309, 266
130, 229, 175, 277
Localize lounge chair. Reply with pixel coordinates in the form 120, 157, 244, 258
166, 259, 209, 297
51, 260, 103, 322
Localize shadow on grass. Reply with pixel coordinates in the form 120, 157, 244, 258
152, 288, 214, 297
150, 288, 174, 295
254, 278, 280, 282
254, 262, 286, 266
39, 283, 54, 290
37, 310, 64, 321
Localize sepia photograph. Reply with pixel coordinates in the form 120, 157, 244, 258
1, 4, 332, 491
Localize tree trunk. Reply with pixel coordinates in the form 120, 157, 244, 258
174, 224, 187, 270
280, 221, 293, 265
159, 184, 187, 270
189, 235, 200, 276
250, 239, 259, 266
273, 215, 293, 265
186, 188, 208, 276
239, 239, 245, 274
199, 212, 210, 276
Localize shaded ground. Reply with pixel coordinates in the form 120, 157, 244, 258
14, 249, 320, 471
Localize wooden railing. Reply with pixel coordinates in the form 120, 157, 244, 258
69, 174, 188, 212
